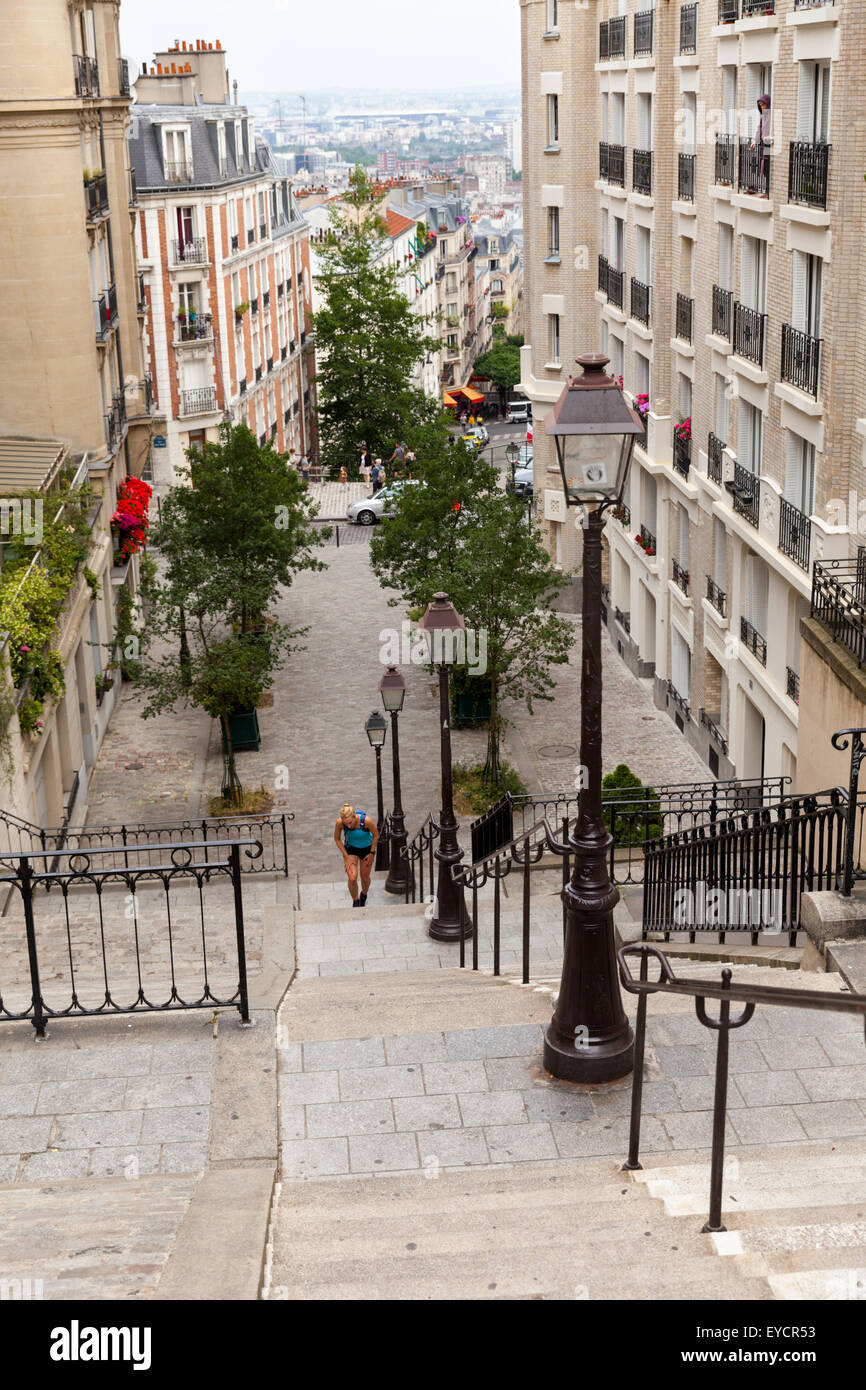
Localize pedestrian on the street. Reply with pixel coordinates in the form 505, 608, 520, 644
334, 804, 378, 908
339, 465, 348, 486
388, 441, 406, 477
405, 447, 416, 479
360, 443, 373, 488
300, 453, 311, 484
288, 448, 298, 473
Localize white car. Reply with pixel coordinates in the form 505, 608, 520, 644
346, 481, 420, 526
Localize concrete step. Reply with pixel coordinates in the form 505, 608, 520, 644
768, 1267, 866, 1300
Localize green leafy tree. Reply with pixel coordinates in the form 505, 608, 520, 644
312, 166, 440, 472
473, 339, 523, 413
602, 764, 663, 845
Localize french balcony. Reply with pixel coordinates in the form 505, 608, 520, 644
786, 668, 800, 705
779, 497, 812, 572
706, 575, 727, 617
137, 272, 147, 315
73, 55, 99, 98
673, 431, 692, 478
633, 148, 652, 195
84, 173, 108, 222
608, 15, 627, 57
176, 313, 212, 342
250, 296, 259, 315
630, 277, 651, 327
277, 282, 285, 299
231, 233, 239, 252
812, 558, 866, 669
740, 616, 767, 667
676, 293, 694, 344
788, 141, 830, 211
712, 284, 733, 340
180, 387, 218, 417
678, 153, 696, 201
714, 134, 736, 186
728, 462, 760, 527
667, 679, 691, 721
634, 8, 654, 55
263, 290, 271, 308
600, 142, 625, 187
255, 365, 263, 383
172, 237, 207, 266
718, 0, 738, 20
599, 20, 609, 59
679, 2, 698, 54
118, 58, 131, 98
672, 558, 690, 595
707, 432, 725, 485
267, 356, 274, 374
239, 377, 247, 396
607, 267, 624, 311
94, 284, 118, 341
742, 0, 774, 13
165, 160, 194, 184
247, 228, 256, 245
640, 523, 657, 554
737, 137, 770, 198
732, 302, 767, 367
598, 255, 609, 296
781, 323, 821, 398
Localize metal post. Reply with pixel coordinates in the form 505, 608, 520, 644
230, 843, 251, 1024
374, 747, 389, 872
385, 710, 409, 894
831, 728, 866, 896
544, 509, 634, 1082
19, 858, 47, 1039
622, 950, 649, 1170
429, 665, 468, 940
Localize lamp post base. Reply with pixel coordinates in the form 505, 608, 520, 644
543, 1021, 634, 1084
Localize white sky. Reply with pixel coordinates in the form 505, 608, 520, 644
120, 0, 520, 95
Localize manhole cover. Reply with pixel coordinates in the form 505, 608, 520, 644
538, 744, 577, 759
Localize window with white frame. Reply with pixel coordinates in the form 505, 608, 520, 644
547, 94, 559, 147
715, 373, 729, 442
637, 93, 652, 152
718, 224, 733, 292
547, 206, 560, 257
713, 517, 727, 591
744, 550, 769, 635
634, 351, 649, 399
546, 0, 558, 32
677, 503, 691, 573
791, 251, 823, 338
740, 235, 767, 313
738, 400, 763, 475
548, 313, 561, 365
635, 225, 651, 284
610, 93, 625, 146
785, 433, 816, 517
609, 335, 624, 380
163, 128, 192, 180
671, 629, 691, 704
797, 61, 830, 143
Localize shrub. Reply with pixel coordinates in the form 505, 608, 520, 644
452, 760, 526, 816
602, 763, 663, 845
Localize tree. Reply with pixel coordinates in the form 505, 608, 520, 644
473, 339, 523, 413
312, 166, 440, 473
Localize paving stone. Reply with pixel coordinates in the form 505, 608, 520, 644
422, 1060, 489, 1095
416, 1127, 490, 1168
457, 1091, 529, 1127
279, 1105, 307, 1142
653, 1046, 713, 1078
36, 1078, 127, 1115
303, 1037, 385, 1072
797, 1066, 866, 1102
733, 1070, 811, 1107
0, 1155, 19, 1182
160, 1142, 209, 1173
148, 1041, 214, 1074
392, 1095, 461, 1131
139, 1107, 209, 1146
817, 1035, 866, 1068
552, 1115, 670, 1158
281, 1137, 349, 1179
484, 1122, 557, 1163
757, 1036, 832, 1071
484, 1057, 540, 1091
522, 1088, 595, 1124
87, 1146, 161, 1178
318, 961, 366, 977
672, 1077, 745, 1112
123, 1075, 212, 1110
305, 1099, 394, 1139
339, 1065, 424, 1101
363, 958, 411, 973
0, 1084, 39, 1117
791, 1100, 866, 1140
279, 1071, 339, 1106
443, 1024, 544, 1061
54, 1111, 143, 1150
658, 1111, 740, 1150
384, 1032, 448, 1065
728, 1106, 809, 1145
19, 1150, 90, 1182
726, 1040, 771, 1074
277, 1043, 303, 1073
348, 1132, 420, 1174
63, 1045, 154, 1080
0, 1051, 75, 1085
0, 1116, 53, 1154
590, 1080, 681, 1116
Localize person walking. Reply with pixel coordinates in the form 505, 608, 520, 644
334, 804, 378, 907
300, 453, 311, 484
372, 458, 385, 493
360, 444, 373, 490
339, 464, 348, 486
404, 446, 417, 479
388, 441, 406, 477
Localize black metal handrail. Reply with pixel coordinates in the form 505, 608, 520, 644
786, 667, 800, 704
673, 432, 691, 478
677, 152, 695, 201
781, 323, 821, 398
707, 432, 725, 484
700, 709, 727, 755
728, 460, 760, 525
598, 254, 609, 296
676, 292, 693, 343
632, 148, 652, 195
788, 141, 830, 210
738, 136, 770, 197
733, 302, 766, 366
608, 14, 627, 57
634, 8, 654, 54
679, 1, 698, 53
706, 574, 727, 616
667, 679, 691, 721
715, 134, 736, 186
607, 143, 626, 188
811, 561, 866, 668
740, 615, 767, 665
779, 496, 811, 572
402, 814, 441, 906
672, 558, 690, 595
619, 944, 866, 1232
630, 277, 651, 326
712, 285, 732, 339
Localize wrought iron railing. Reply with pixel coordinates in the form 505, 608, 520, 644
718, 0, 738, 19
678, 152, 696, 201
781, 323, 821, 398
118, 57, 131, 97
630, 278, 651, 326
607, 267, 624, 311
608, 15, 627, 57
712, 285, 732, 339
634, 8, 654, 54
176, 313, 212, 342
679, 2, 698, 52
742, 0, 774, 12
779, 496, 811, 571
707, 432, 725, 484
714, 134, 735, 186
673, 432, 691, 478
73, 54, 99, 98
729, 461, 760, 525
633, 148, 652, 195
676, 292, 693, 343
740, 615, 768, 666
667, 679, 691, 721
607, 143, 626, 187
672, 558, 690, 595
599, 20, 610, 59
180, 387, 218, 416
733, 302, 766, 366
738, 136, 770, 197
700, 709, 727, 754
598, 254, 609, 296
84, 173, 108, 221
640, 523, 656, 553
706, 574, 727, 617
786, 667, 800, 704
401, 814, 441, 905
172, 237, 208, 266
165, 159, 194, 183
788, 141, 830, 210
811, 559, 866, 668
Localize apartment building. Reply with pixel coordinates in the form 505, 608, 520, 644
129, 41, 316, 487
0, 0, 153, 831
520, 0, 866, 788
475, 218, 524, 338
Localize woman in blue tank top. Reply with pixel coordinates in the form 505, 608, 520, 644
334, 804, 378, 909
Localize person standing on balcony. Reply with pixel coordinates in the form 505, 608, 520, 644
748, 94, 772, 195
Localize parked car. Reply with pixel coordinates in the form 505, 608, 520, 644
346, 481, 421, 526
506, 461, 533, 498
463, 425, 490, 450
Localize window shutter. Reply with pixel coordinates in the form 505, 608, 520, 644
679, 506, 691, 570
672, 630, 690, 701
745, 66, 759, 122
807, 254, 823, 337
791, 250, 807, 333
715, 374, 728, 441
714, 518, 727, 590
803, 443, 816, 515
602, 93, 609, 142
797, 63, 817, 142
722, 67, 737, 134
819, 65, 831, 143
719, 224, 733, 292
754, 561, 768, 635
739, 400, 752, 473
785, 432, 803, 508
740, 235, 756, 310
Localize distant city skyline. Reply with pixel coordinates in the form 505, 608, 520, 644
120, 0, 520, 95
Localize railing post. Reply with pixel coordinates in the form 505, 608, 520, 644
281, 814, 289, 877
522, 837, 531, 985
831, 728, 866, 896
622, 947, 649, 1170
493, 858, 501, 977
19, 857, 47, 1039
230, 843, 251, 1024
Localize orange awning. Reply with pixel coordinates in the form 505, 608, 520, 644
443, 392, 458, 408
452, 386, 483, 403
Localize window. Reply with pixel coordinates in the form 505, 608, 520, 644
715, 373, 729, 442
248, 264, 257, 301
679, 373, 692, 424
722, 67, 737, 138
713, 517, 728, 591
609, 335, 624, 380
745, 65, 772, 137
164, 128, 191, 179
492, 279, 504, 293
785, 434, 816, 517
738, 400, 763, 476
547, 94, 559, 148
744, 551, 769, 634
740, 235, 767, 313
178, 281, 198, 316
677, 504, 691, 573
634, 351, 649, 399
489, 237, 499, 254
718, 224, 733, 292
547, 206, 560, 258
610, 93, 625, 145
489, 258, 500, 271
176, 206, 194, 249
548, 313, 561, 365
797, 61, 830, 143
671, 630, 691, 704
635, 225, 651, 283
446, 301, 457, 317
546, 0, 558, 32
681, 94, 696, 156
791, 251, 822, 338
611, 215, 625, 271
637, 93, 653, 151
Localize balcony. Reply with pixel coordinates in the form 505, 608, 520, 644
281, 344, 288, 361
165, 160, 194, 184
712, 284, 733, 339
633, 149, 652, 196
707, 432, 725, 485
728, 462, 760, 527
599, 20, 609, 59
706, 575, 727, 617
118, 58, 131, 97
677, 153, 695, 201
672, 558, 690, 596
640, 523, 657, 554
737, 137, 770, 198
788, 141, 830, 211
667, 680, 691, 721
673, 431, 692, 478
84, 172, 108, 222
267, 356, 274, 374
675, 293, 694, 344
732, 302, 767, 367
137, 273, 147, 315
250, 297, 259, 315
255, 366, 263, 383
779, 497, 812, 572
176, 313, 212, 342
73, 54, 99, 98
608, 15, 627, 57
630, 278, 650, 327
247, 228, 256, 245
679, 2, 698, 54
129, 166, 138, 205
786, 668, 800, 705
634, 8, 654, 55
781, 323, 821, 398
715, 134, 736, 186
607, 267, 624, 311
172, 237, 207, 266
718, 0, 738, 19
812, 558, 866, 668
742, 0, 774, 12
180, 387, 218, 417
277, 282, 285, 299
263, 290, 271, 309
740, 616, 767, 667
598, 255, 609, 296
599, 142, 625, 187
700, 709, 728, 755
94, 284, 118, 341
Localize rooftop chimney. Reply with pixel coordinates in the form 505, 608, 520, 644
182, 41, 186, 51
216, 40, 222, 50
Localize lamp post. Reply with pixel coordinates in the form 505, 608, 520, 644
505, 440, 520, 491
544, 353, 644, 1083
418, 593, 469, 941
379, 665, 409, 895
365, 710, 390, 872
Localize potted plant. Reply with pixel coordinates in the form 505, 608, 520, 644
235, 301, 249, 321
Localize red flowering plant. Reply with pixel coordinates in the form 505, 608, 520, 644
634, 393, 650, 422
635, 531, 656, 557
111, 475, 152, 564
674, 416, 692, 442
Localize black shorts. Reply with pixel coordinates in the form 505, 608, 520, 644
345, 845, 373, 861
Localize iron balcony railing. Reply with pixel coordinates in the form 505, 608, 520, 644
788, 141, 830, 210
118, 57, 131, 97
129, 165, 137, 205
634, 8, 654, 54
247, 227, 256, 244
137, 272, 147, 313
742, 0, 774, 12
718, 0, 738, 19
740, 615, 767, 666
176, 313, 212, 342
263, 290, 270, 308
73, 54, 99, 97
180, 387, 218, 417
165, 159, 194, 183
714, 134, 736, 186
729, 461, 760, 526
673, 431, 692, 478
238, 378, 247, 396
707, 432, 725, 485
142, 373, 154, 413
260, 222, 267, 240
94, 285, 118, 341
633, 148, 652, 195
733, 302, 766, 366
607, 267, 625, 311
672, 558, 690, 595
172, 237, 207, 266
83, 173, 108, 221
614, 607, 631, 633
608, 15, 627, 57
786, 667, 800, 704
640, 523, 656, 553
712, 284, 733, 339
680, 2, 698, 53
255, 365, 263, 382
678, 152, 695, 201
599, 20, 610, 59
812, 559, 866, 668
699, 709, 727, 754
667, 680, 691, 722
267, 356, 274, 374
738, 136, 770, 197
781, 322, 821, 398
605, 143, 626, 187
630, 277, 651, 326
779, 497, 812, 572
676, 293, 693, 343
706, 575, 727, 617
250, 296, 259, 314
598, 254, 609, 295
231, 234, 239, 252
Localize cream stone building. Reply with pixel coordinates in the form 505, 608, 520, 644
129, 40, 316, 487
0, 0, 153, 832
520, 0, 866, 787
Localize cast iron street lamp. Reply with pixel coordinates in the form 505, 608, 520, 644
505, 440, 520, 490
365, 709, 390, 872
544, 353, 644, 1082
379, 665, 409, 894
418, 593, 469, 941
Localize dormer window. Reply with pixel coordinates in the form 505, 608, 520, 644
234, 120, 243, 169
164, 128, 192, 183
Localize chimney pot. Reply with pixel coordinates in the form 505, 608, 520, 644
208, 43, 213, 50
216, 40, 222, 49
182, 41, 186, 51
171, 62, 176, 73
156, 62, 162, 74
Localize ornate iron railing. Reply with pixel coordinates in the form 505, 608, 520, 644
738, 136, 770, 196
678, 152, 696, 201
634, 8, 654, 54
607, 267, 625, 310
176, 313, 212, 342
786, 667, 800, 704
740, 615, 768, 665
676, 293, 693, 343
679, 2, 698, 52
700, 709, 727, 755
811, 560, 866, 668
729, 461, 760, 525
707, 432, 725, 485
598, 254, 609, 295
180, 387, 219, 416
630, 277, 651, 326
788, 141, 830, 210
667, 679, 691, 721
742, 0, 774, 12
607, 143, 626, 187
779, 496, 812, 572
718, 0, 738, 20
733, 302, 766, 366
172, 237, 208, 266
402, 814, 441, 905
640, 523, 656, 553
781, 323, 821, 397
673, 432, 691, 478
599, 20, 610, 59
714, 135, 735, 186
632, 148, 652, 195
672, 558, 690, 595
712, 284, 732, 339
706, 575, 727, 617
608, 15, 627, 57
